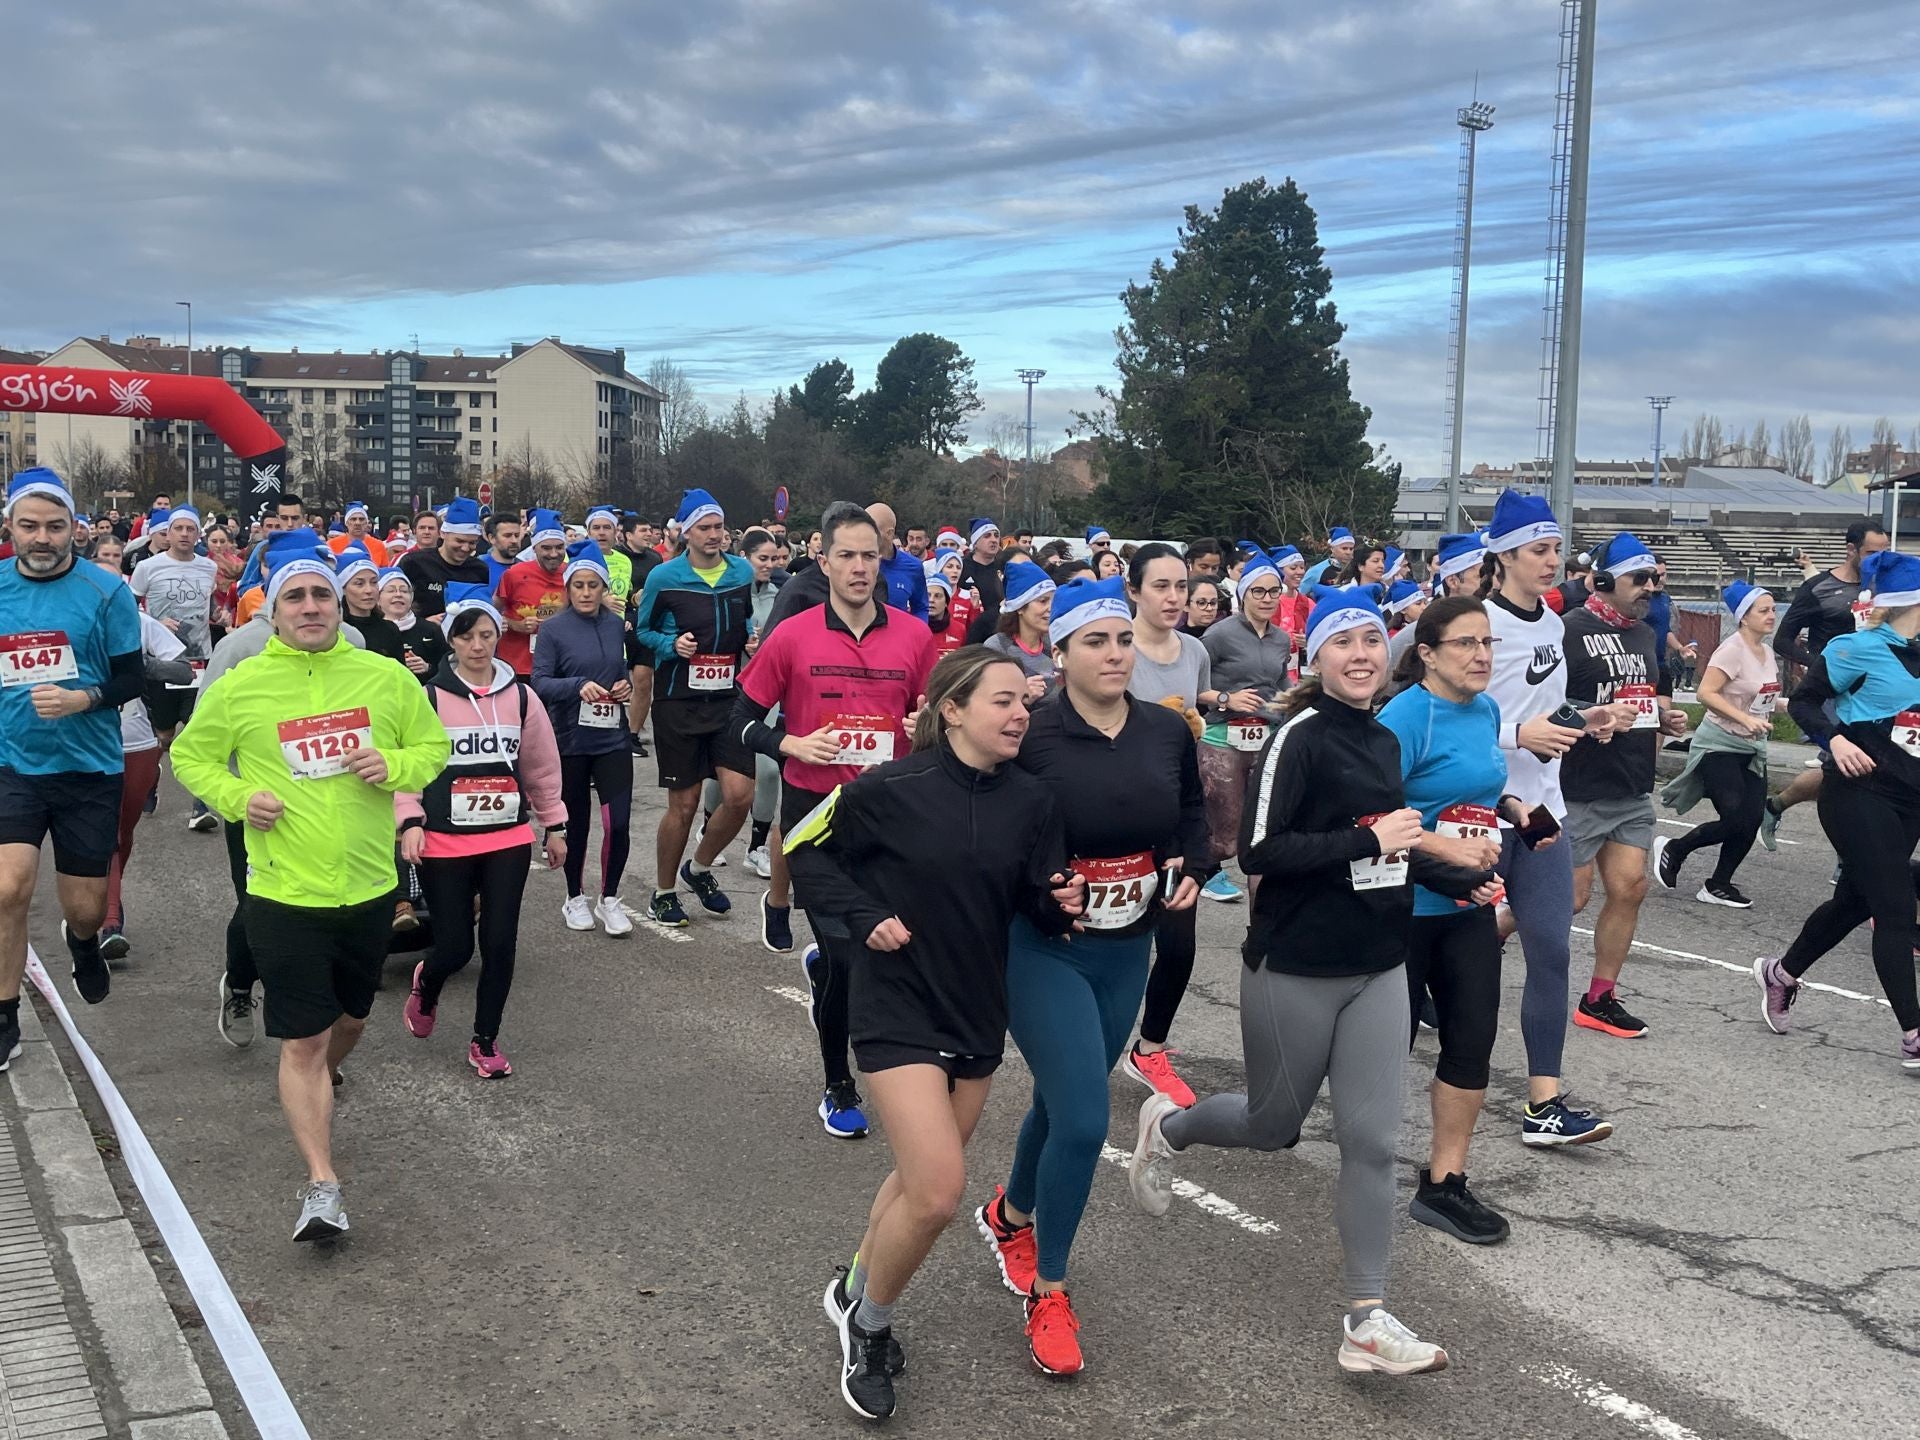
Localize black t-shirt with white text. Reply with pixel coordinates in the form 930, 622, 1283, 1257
1560, 606, 1660, 802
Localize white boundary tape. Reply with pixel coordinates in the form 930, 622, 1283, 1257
27, 946, 313, 1440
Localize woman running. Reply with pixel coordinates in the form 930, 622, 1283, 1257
1196, 552, 1292, 902
1334, 543, 1388, 588
1655, 580, 1779, 907
1129, 587, 1491, 1374
1120, 543, 1219, 1109
206, 525, 242, 644
377, 568, 449, 683
1270, 545, 1312, 654
336, 549, 405, 664
1091, 549, 1125, 581
974, 576, 1206, 1379
984, 560, 1058, 701
1756, 549, 1920, 1068
1379, 596, 1518, 1244
531, 544, 643, 937
399, 587, 567, 1077
1183, 575, 1224, 635
786, 648, 1083, 1422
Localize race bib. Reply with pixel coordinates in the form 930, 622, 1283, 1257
278, 707, 372, 780
1895, 711, 1920, 759
1349, 813, 1409, 891
165, 660, 207, 691
688, 653, 735, 691
1853, 593, 1874, 631
1436, 802, 1500, 843
1226, 716, 1270, 753
579, 698, 622, 729
825, 713, 896, 768
1619, 684, 1658, 730
450, 775, 521, 827
1076, 851, 1159, 931
0, 630, 78, 686
1750, 682, 1779, 718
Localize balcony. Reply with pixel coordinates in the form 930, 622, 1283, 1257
346, 399, 386, 417
415, 431, 458, 446
250, 397, 292, 414
411, 400, 458, 418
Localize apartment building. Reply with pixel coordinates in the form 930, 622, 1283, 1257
0, 348, 43, 475
30, 335, 663, 511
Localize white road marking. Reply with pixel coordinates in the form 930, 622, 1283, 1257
765, 984, 812, 1006
1571, 926, 1891, 1009
1535, 1366, 1710, 1440
1096, 1143, 1280, 1234
1654, 815, 1798, 845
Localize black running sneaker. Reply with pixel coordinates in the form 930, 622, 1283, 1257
0, 1008, 21, 1073
62, 922, 110, 1006
1697, 879, 1752, 909
1409, 1169, 1510, 1245
680, 860, 731, 915
1652, 835, 1679, 890
1575, 991, 1648, 1039
822, 1268, 905, 1376
834, 1300, 897, 1420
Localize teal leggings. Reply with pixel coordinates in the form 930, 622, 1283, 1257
1004, 917, 1153, 1283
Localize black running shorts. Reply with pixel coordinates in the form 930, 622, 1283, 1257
0, 769, 120, 878
652, 698, 753, 791
243, 891, 395, 1040
854, 1042, 1001, 1087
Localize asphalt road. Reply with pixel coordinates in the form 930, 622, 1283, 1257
20, 762, 1915, 1440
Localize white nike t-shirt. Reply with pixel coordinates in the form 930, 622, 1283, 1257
1486, 593, 1568, 819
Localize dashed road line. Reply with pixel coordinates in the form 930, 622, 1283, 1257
1571, 926, 1891, 1009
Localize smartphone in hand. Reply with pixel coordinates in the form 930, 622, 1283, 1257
1517, 806, 1562, 850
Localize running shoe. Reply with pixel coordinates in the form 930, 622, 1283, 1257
561, 894, 594, 931
217, 977, 256, 1049
1752, 956, 1800, 1034
629, 733, 650, 757
690, 818, 727, 867
403, 961, 436, 1039
1123, 1046, 1196, 1108
1902, 1031, 1920, 1071
187, 802, 218, 833
974, 1185, 1037, 1295
1759, 798, 1782, 852
680, 861, 732, 914
1575, 991, 1648, 1039
761, 893, 794, 953
292, 1180, 348, 1243
832, 1289, 897, 1420
1200, 871, 1243, 903
649, 892, 689, 928
1697, 879, 1752, 908
1521, 1095, 1614, 1147
1652, 835, 1679, 890
596, 896, 634, 936
800, 944, 826, 1030
746, 845, 772, 880
392, 898, 421, 933
1409, 1169, 1509, 1245
62, 922, 109, 1005
819, 1081, 869, 1139
98, 924, 130, 962
1417, 993, 1439, 1032
1338, 1308, 1449, 1375
0, 1008, 21, 1073
1023, 1289, 1084, 1377
141, 782, 158, 816
468, 1038, 513, 1079
1127, 1092, 1181, 1217
821, 1267, 906, 1376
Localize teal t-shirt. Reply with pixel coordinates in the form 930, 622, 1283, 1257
1378, 683, 1505, 916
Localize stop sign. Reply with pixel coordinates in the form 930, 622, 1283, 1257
477, 481, 493, 508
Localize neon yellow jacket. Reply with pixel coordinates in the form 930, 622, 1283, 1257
172, 634, 449, 908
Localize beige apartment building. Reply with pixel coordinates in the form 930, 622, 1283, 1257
0, 347, 44, 477
27, 334, 662, 513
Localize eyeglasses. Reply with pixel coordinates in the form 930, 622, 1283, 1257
1190, 596, 1218, 608
1244, 586, 1281, 600
1433, 636, 1503, 653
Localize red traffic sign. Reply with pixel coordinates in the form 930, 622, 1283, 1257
477, 481, 494, 508
773, 485, 790, 523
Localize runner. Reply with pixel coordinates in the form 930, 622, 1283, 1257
398, 587, 567, 1079
584, 504, 633, 615
1756, 548, 1920, 1068
787, 648, 1083, 1420
1432, 531, 1488, 600
925, 568, 970, 656
1383, 579, 1430, 677
129, 502, 219, 828
1195, 551, 1292, 902
959, 518, 1005, 643
1183, 576, 1224, 636
1270, 545, 1311, 653
1128, 586, 1488, 1373
1479, 490, 1618, 1145
983, 561, 1058, 701
974, 575, 1206, 1378
1302, 527, 1355, 588
399, 496, 490, 621
631, 488, 757, 925
494, 510, 569, 678
0, 469, 145, 1049
170, 548, 449, 1240
326, 501, 391, 567
1334, 543, 1389, 588
1380, 595, 1518, 1244
530, 545, 642, 937
698, 528, 783, 878
376, 569, 448, 682
1656, 580, 1780, 906
478, 511, 524, 592
1562, 532, 1687, 1040
734, 502, 938, 1136
336, 548, 406, 664
868, 503, 929, 622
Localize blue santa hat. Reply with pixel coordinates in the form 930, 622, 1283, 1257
1862, 549, 1920, 609
586, 502, 620, 527
1382, 546, 1405, 580
1484, 491, 1561, 553
1084, 523, 1111, 546
1384, 579, 1426, 617
1047, 576, 1132, 649
164, 504, 202, 531
441, 581, 504, 634
1721, 579, 1769, 624
1432, 531, 1488, 582
969, 516, 999, 548
1237, 552, 1281, 600
344, 499, 369, 522
264, 555, 339, 613
377, 566, 412, 594
333, 545, 378, 590
1595, 531, 1658, 578
1269, 545, 1303, 569
1328, 526, 1354, 545
676, 489, 723, 528
925, 569, 955, 597
440, 496, 484, 537
562, 538, 610, 587
526, 508, 565, 547
1002, 560, 1056, 613
1303, 584, 1388, 664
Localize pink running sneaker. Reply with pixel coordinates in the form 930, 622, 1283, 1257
403, 962, 435, 1039
469, 1038, 513, 1079
1124, 1045, 1196, 1107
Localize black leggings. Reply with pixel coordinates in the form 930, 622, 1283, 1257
1404, 906, 1501, 1090
223, 820, 257, 992
1781, 778, 1920, 1031
1665, 751, 1765, 886
416, 843, 531, 1040
1139, 901, 1197, 1046
560, 750, 633, 899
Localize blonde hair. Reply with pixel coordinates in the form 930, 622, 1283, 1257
913, 646, 1024, 753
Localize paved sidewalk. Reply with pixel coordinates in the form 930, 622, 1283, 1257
1, 996, 229, 1440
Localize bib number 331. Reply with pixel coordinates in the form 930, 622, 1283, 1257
278, 708, 373, 780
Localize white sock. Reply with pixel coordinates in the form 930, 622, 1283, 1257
687, 857, 711, 876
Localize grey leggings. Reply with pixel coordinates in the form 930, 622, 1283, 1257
701, 752, 779, 827
1497, 828, 1573, 1080
1161, 964, 1408, 1303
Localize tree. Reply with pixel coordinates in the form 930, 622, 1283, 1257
1748, 418, 1770, 468
788, 360, 856, 431
492, 437, 566, 515
1679, 413, 1725, 463
48, 436, 129, 513
1825, 425, 1852, 485
1870, 416, 1901, 478
1780, 415, 1814, 480
854, 333, 983, 455
646, 358, 707, 456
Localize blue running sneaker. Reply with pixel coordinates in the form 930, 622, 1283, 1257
1521, 1095, 1614, 1148
681, 861, 732, 914
1201, 871, 1243, 903
819, 1080, 869, 1139
649, 891, 690, 928
801, 945, 826, 1031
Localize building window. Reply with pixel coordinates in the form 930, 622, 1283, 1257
492, 441, 498, 457
368, 460, 386, 474
491, 418, 497, 432
469, 441, 482, 457
299, 413, 313, 429
324, 390, 337, 404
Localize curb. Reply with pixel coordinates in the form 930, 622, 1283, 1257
1, 997, 230, 1440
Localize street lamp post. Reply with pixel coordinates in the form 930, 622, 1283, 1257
1647, 395, 1673, 486
1443, 99, 1496, 533
175, 300, 193, 508
1016, 368, 1046, 529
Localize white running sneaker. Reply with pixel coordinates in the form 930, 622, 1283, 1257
1127, 1092, 1181, 1217
746, 845, 772, 880
1338, 1308, 1449, 1375
691, 821, 727, 867
561, 895, 594, 931
595, 896, 634, 937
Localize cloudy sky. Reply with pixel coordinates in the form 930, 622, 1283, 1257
7, 0, 1916, 478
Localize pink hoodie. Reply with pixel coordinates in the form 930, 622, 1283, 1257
395, 657, 567, 858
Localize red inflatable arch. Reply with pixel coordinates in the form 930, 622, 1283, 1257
0, 362, 288, 500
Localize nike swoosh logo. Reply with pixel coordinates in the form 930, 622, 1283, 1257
1524, 662, 1560, 685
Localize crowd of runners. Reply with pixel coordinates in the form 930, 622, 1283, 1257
3, 464, 1918, 1423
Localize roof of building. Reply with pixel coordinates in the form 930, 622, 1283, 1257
0, 348, 41, 365
1404, 465, 1873, 519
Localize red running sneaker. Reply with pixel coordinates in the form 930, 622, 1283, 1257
1024, 1289, 1083, 1376
974, 1185, 1036, 1296
1123, 1045, 1196, 1107
403, 962, 435, 1039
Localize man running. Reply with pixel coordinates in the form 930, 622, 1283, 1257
400, 497, 490, 621
327, 500, 391, 566
1303, 527, 1356, 588
129, 502, 220, 829
958, 517, 1004, 643
171, 552, 447, 1241
0, 469, 146, 1061
1562, 533, 1687, 1040
1764, 519, 1891, 845
868, 503, 929, 622
494, 509, 568, 678
481, 510, 526, 591
586, 504, 633, 615
632, 488, 758, 925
